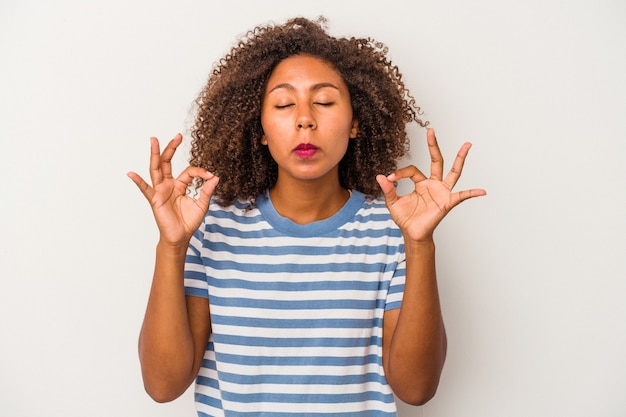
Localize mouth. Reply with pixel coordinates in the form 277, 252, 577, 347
294, 143, 319, 158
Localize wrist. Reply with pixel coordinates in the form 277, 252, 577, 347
156, 239, 189, 257
403, 236, 435, 254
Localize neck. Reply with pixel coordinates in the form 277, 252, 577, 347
269, 178, 350, 225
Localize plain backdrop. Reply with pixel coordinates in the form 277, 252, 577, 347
1, 0, 624, 416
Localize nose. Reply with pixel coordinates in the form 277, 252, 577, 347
295, 106, 316, 130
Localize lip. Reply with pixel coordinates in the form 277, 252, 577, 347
294, 143, 319, 158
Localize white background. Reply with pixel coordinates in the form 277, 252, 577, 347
1, 0, 624, 416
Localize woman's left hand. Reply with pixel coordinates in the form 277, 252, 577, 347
376, 128, 486, 242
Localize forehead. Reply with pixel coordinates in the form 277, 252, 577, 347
265, 55, 346, 89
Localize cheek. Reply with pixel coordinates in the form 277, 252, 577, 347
260, 105, 275, 136
330, 117, 356, 140
261, 114, 288, 141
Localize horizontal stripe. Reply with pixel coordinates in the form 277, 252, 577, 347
211, 325, 383, 340
220, 391, 394, 405
200, 362, 388, 380
206, 289, 387, 305
198, 260, 396, 274
208, 295, 384, 310
206, 334, 382, 349
201, 225, 403, 240
206, 278, 387, 292
211, 315, 382, 329
213, 371, 387, 386
211, 410, 397, 417
196, 241, 401, 257
213, 352, 381, 367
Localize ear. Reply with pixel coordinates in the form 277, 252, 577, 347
261, 134, 268, 145
349, 120, 359, 139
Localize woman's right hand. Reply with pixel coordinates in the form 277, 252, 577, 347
127, 133, 219, 247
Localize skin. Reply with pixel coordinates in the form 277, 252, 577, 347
261, 55, 358, 224
128, 54, 486, 405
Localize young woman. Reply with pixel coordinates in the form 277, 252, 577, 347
128, 16, 486, 417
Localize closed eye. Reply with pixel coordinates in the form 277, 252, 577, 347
314, 102, 334, 107
275, 104, 294, 109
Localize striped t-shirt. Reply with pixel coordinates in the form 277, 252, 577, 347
184, 190, 406, 416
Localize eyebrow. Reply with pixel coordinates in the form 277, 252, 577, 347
267, 82, 339, 94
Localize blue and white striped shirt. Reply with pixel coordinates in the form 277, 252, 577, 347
184, 190, 406, 416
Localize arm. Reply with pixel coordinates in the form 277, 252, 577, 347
137, 244, 211, 402
128, 134, 219, 402
377, 128, 486, 405
382, 240, 446, 405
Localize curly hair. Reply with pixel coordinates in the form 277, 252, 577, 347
190, 16, 427, 205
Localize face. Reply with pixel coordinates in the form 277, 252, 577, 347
261, 54, 358, 185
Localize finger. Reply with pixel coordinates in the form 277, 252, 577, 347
376, 174, 399, 205
427, 128, 444, 181
197, 175, 220, 208
450, 187, 487, 208
127, 171, 155, 201
160, 133, 183, 180
176, 166, 216, 188
148, 137, 163, 186
386, 165, 427, 184
443, 142, 472, 189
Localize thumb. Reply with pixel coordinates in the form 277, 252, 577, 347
127, 171, 155, 201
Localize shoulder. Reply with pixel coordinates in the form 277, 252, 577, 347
353, 194, 395, 224
199, 196, 266, 231
341, 193, 402, 240
208, 196, 259, 216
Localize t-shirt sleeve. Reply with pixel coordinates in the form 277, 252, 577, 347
184, 227, 209, 299
385, 252, 406, 311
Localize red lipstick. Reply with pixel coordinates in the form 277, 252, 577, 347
294, 143, 318, 158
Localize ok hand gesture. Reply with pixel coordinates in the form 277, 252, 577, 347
127, 134, 219, 247
376, 128, 486, 243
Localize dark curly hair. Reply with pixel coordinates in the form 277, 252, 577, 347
190, 16, 427, 205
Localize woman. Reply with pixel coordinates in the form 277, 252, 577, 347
128, 16, 486, 416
